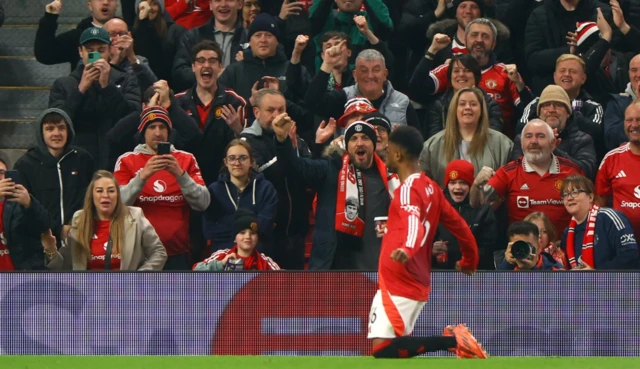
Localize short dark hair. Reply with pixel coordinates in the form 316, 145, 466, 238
507, 221, 539, 240
320, 31, 351, 51
41, 112, 66, 125
389, 126, 424, 160
447, 54, 482, 86
191, 40, 224, 62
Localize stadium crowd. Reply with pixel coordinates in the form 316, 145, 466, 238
0, 0, 639, 271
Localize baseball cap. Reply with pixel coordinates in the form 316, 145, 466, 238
79, 27, 111, 45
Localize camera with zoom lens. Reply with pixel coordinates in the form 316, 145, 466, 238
511, 240, 537, 260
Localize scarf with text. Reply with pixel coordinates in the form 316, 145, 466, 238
335, 152, 397, 237
566, 203, 598, 269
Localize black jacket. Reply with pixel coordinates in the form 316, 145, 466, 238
106, 101, 203, 169
424, 88, 504, 140
240, 120, 311, 238
172, 18, 248, 92
510, 117, 598, 180
524, 0, 613, 94
604, 89, 635, 151
14, 108, 94, 248
433, 191, 497, 270
2, 196, 50, 270
48, 63, 141, 169
516, 91, 605, 160
133, 14, 187, 85
175, 82, 244, 185
34, 14, 94, 70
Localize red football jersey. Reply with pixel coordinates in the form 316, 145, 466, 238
165, 0, 212, 29
595, 143, 640, 238
0, 202, 15, 271
488, 156, 583, 235
114, 149, 205, 256
430, 62, 522, 127
88, 220, 121, 270
378, 173, 479, 301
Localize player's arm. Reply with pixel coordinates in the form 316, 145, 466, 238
392, 186, 428, 262
438, 191, 479, 273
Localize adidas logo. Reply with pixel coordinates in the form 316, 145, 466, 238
520, 183, 530, 190
616, 170, 627, 178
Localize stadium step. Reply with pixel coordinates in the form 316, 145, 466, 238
3, 0, 100, 26
0, 25, 76, 57
0, 87, 51, 120
0, 119, 37, 149
0, 149, 29, 168
0, 57, 70, 87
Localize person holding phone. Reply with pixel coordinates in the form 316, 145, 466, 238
0, 154, 51, 270
49, 27, 141, 170
114, 106, 210, 270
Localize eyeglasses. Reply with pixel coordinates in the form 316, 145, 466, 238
561, 189, 586, 199
108, 31, 128, 38
225, 155, 250, 164
374, 126, 388, 135
195, 57, 221, 65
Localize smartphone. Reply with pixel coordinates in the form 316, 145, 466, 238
88, 51, 100, 65
157, 142, 171, 155
4, 170, 19, 199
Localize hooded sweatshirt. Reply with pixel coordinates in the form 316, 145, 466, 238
114, 143, 210, 255
14, 108, 95, 246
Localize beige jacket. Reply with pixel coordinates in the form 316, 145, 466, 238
419, 129, 514, 188
46, 207, 167, 271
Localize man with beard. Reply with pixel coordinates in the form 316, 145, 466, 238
239, 89, 311, 270
411, 18, 534, 137
510, 87, 597, 179
176, 40, 247, 185
35, 0, 118, 70
517, 54, 605, 158
273, 117, 396, 270
596, 102, 640, 240
470, 120, 583, 235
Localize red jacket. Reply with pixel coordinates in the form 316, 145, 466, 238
165, 0, 212, 29
197, 245, 281, 271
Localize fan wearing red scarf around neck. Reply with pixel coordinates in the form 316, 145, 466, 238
193, 208, 281, 271
561, 174, 640, 270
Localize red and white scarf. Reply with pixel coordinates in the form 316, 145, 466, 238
566, 204, 598, 269
335, 152, 397, 237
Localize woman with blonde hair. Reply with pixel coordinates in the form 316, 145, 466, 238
420, 87, 513, 188
42, 170, 167, 270
524, 212, 567, 269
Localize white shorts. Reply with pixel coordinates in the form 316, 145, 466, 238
367, 290, 426, 339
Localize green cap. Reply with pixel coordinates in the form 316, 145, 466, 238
79, 27, 111, 45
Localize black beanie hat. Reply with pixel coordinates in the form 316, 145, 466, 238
453, 0, 485, 17
248, 13, 280, 42
344, 121, 378, 145
232, 208, 260, 237
363, 112, 392, 133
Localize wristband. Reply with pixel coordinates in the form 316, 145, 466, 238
425, 51, 436, 59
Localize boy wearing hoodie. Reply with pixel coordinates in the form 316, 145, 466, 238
14, 108, 95, 249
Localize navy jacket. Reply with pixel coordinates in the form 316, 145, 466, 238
561, 208, 639, 270
2, 197, 50, 270
203, 172, 277, 253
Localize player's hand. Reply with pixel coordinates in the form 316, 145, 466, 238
390, 249, 410, 264
473, 166, 495, 188
455, 261, 476, 275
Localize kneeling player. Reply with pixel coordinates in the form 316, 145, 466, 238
368, 126, 489, 359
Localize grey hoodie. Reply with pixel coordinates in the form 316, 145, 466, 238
119, 143, 210, 211
35, 108, 76, 155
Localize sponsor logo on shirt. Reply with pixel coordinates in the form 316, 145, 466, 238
520, 183, 530, 190
153, 180, 167, 193
0, 232, 6, 246
0, 249, 10, 256
634, 185, 640, 199
516, 196, 563, 209
621, 201, 640, 209
139, 195, 185, 203
621, 233, 636, 246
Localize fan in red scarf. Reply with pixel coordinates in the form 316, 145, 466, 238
193, 208, 281, 271
560, 175, 639, 270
